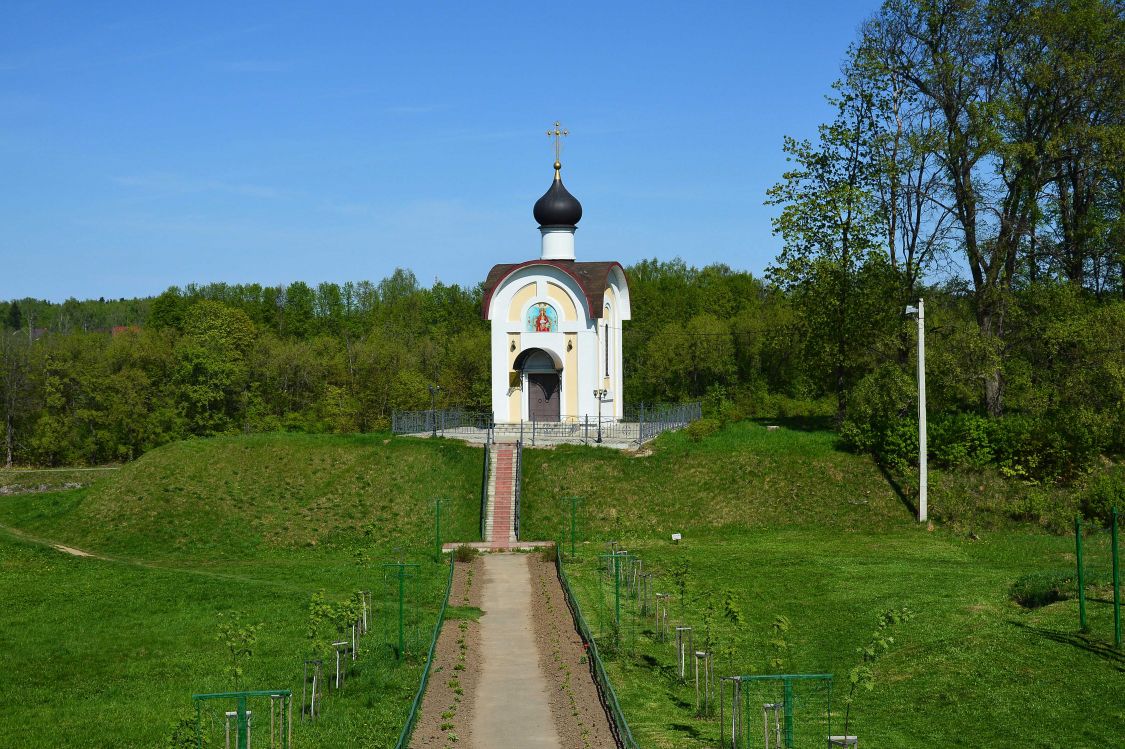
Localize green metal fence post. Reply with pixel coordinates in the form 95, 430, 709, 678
434, 499, 442, 563
598, 552, 623, 641
383, 562, 419, 659
1076, 515, 1087, 632
1113, 506, 1121, 648
237, 693, 248, 749
569, 495, 580, 559
783, 677, 794, 748
614, 554, 621, 636
398, 567, 406, 657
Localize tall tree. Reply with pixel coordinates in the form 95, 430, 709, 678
0, 333, 36, 466
768, 86, 900, 422
5, 302, 22, 332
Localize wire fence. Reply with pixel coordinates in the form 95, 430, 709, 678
393, 555, 455, 749
556, 550, 642, 749
392, 402, 701, 446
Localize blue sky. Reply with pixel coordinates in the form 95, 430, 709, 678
1, 1, 882, 301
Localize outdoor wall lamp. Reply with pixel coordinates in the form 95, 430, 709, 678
428, 384, 442, 438
593, 388, 608, 444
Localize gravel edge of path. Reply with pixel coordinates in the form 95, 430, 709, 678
410, 555, 484, 749
529, 553, 617, 749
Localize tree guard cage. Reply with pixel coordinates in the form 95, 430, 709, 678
192, 689, 293, 749
719, 674, 833, 749
301, 659, 322, 721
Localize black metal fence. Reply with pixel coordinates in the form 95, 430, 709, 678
629, 402, 703, 444
392, 402, 701, 446
390, 409, 494, 438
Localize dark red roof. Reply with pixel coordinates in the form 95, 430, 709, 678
481, 260, 626, 320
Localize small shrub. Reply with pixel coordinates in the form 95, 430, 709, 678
539, 544, 558, 563
1009, 570, 1074, 609
685, 418, 720, 442
929, 413, 993, 469
1079, 467, 1125, 527
454, 545, 479, 563
839, 365, 916, 470
167, 712, 204, 748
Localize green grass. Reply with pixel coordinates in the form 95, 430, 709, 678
0, 432, 484, 560
0, 432, 485, 748
2, 422, 1121, 746
521, 420, 1098, 540
561, 528, 1124, 748
519, 421, 1125, 748
0, 465, 119, 495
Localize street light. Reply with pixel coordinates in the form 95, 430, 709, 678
428, 384, 442, 438
593, 388, 607, 444
905, 299, 927, 523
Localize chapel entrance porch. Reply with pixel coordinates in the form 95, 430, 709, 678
514, 348, 562, 423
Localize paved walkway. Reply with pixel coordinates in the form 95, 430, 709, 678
472, 554, 561, 749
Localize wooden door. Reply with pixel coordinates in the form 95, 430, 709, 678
528, 373, 561, 422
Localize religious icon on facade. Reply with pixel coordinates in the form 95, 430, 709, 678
526, 303, 558, 333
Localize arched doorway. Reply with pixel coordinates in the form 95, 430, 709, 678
514, 348, 561, 422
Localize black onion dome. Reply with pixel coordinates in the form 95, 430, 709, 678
533, 174, 583, 227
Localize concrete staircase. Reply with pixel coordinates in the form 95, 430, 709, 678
484, 443, 517, 548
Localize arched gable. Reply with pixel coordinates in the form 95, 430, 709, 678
486, 264, 592, 328
482, 260, 628, 322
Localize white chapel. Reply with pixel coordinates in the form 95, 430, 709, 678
481, 129, 630, 424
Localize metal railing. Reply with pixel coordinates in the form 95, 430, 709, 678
631, 401, 703, 444
391, 409, 493, 437
479, 440, 490, 541
555, 551, 641, 749
393, 555, 455, 749
393, 403, 701, 446
513, 440, 523, 541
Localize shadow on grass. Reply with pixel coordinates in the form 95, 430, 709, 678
1008, 620, 1125, 672
750, 416, 836, 433
876, 461, 918, 520
669, 723, 703, 738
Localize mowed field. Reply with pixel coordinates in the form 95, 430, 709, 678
1, 423, 1122, 747
521, 423, 1125, 748
0, 433, 485, 748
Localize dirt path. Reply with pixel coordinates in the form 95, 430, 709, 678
0, 522, 105, 559
411, 556, 485, 748
529, 555, 616, 749
412, 552, 615, 749
473, 553, 561, 748
0, 522, 314, 592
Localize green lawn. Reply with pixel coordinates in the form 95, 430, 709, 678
2, 423, 1121, 747
0, 432, 485, 748
519, 422, 1124, 748
559, 529, 1123, 748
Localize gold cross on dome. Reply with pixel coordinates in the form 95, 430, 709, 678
546, 121, 568, 170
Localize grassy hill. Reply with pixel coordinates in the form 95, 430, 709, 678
517, 421, 1124, 748
0, 432, 486, 748
1, 424, 1121, 747
520, 420, 1084, 541
0, 432, 485, 559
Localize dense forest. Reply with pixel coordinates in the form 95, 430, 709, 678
2, 0, 1123, 483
